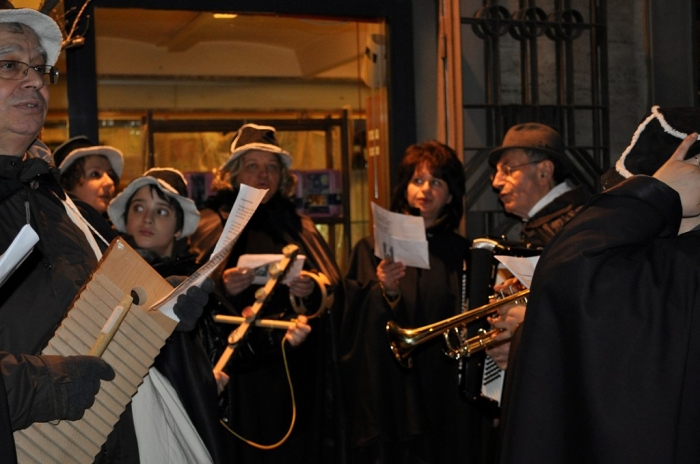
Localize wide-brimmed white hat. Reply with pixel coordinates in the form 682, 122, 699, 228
54, 136, 124, 180
0, 7, 62, 66
108, 167, 200, 238
218, 123, 292, 173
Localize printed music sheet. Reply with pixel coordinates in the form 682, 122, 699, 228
236, 253, 305, 284
495, 255, 540, 288
152, 184, 267, 320
371, 202, 430, 269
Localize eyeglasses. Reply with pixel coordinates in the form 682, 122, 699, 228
0, 60, 59, 85
490, 161, 541, 182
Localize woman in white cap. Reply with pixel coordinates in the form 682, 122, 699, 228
109, 167, 224, 463
109, 167, 310, 464
189, 123, 343, 464
54, 135, 124, 216
109, 167, 199, 266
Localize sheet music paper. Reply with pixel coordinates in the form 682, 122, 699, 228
0, 224, 39, 287
152, 184, 268, 320
371, 202, 430, 269
481, 255, 540, 403
494, 255, 540, 289
482, 356, 503, 405
236, 254, 305, 285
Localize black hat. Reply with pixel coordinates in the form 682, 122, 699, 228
219, 123, 292, 173
612, 105, 700, 179
53, 136, 124, 179
487, 123, 573, 178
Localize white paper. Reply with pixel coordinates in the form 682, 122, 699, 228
371, 202, 430, 269
0, 224, 39, 287
494, 255, 540, 289
152, 184, 267, 320
236, 254, 305, 285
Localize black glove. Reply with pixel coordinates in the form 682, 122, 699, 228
168, 276, 214, 332
51, 355, 115, 421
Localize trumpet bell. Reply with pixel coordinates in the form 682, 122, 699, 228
386, 320, 419, 368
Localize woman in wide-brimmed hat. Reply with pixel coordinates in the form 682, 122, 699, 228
189, 123, 342, 464
54, 135, 124, 215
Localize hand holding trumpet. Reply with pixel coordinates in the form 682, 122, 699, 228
485, 277, 528, 369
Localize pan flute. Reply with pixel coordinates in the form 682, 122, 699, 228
14, 238, 177, 463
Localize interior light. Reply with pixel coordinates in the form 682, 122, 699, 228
213, 13, 238, 19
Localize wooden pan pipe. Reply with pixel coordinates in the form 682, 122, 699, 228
14, 238, 177, 463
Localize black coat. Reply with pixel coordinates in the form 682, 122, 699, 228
189, 189, 344, 464
135, 240, 227, 464
501, 176, 700, 463
339, 219, 479, 464
521, 184, 591, 248
0, 144, 140, 463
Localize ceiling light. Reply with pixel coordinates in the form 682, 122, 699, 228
213, 13, 238, 19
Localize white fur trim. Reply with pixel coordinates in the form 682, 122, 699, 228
615, 109, 658, 178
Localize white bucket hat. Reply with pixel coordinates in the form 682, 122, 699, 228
0, 7, 62, 66
108, 168, 200, 238
53, 136, 124, 180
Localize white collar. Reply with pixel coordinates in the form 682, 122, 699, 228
525, 181, 573, 220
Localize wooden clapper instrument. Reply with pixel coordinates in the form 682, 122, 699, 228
13, 238, 177, 463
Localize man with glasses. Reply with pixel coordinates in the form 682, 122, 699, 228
0, 4, 120, 460
501, 110, 700, 463
482, 123, 592, 422
488, 122, 591, 248
0, 4, 211, 462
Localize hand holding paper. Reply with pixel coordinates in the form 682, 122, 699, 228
494, 255, 540, 289
371, 202, 430, 269
376, 256, 406, 294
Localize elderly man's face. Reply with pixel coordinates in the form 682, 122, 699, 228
0, 23, 49, 153
491, 149, 553, 219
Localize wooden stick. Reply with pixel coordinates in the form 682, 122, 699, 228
214, 314, 297, 330
88, 294, 133, 357
213, 244, 299, 375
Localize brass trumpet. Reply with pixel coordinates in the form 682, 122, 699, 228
386, 289, 529, 368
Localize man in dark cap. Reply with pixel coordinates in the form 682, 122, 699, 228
483, 123, 593, 375
488, 122, 591, 248
500, 106, 700, 463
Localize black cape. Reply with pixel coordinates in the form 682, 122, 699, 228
500, 176, 700, 463
133, 239, 227, 464
339, 219, 481, 463
190, 189, 345, 464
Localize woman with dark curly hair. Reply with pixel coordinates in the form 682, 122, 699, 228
340, 140, 477, 464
